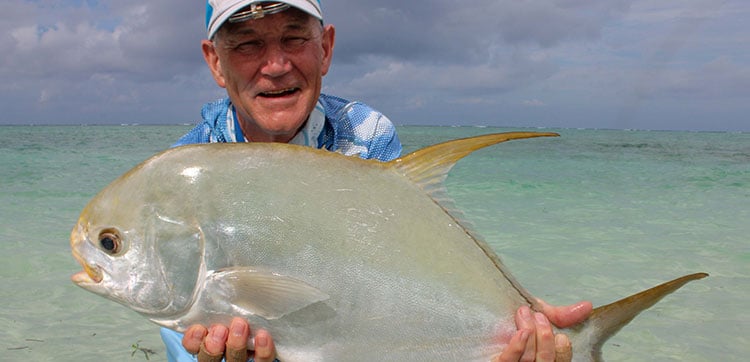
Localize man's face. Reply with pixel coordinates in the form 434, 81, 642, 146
203, 9, 334, 142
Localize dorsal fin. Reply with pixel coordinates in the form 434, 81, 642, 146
388, 132, 559, 196
387, 132, 560, 306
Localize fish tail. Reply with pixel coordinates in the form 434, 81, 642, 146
568, 272, 708, 361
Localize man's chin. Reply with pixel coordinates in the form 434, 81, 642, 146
244, 115, 308, 142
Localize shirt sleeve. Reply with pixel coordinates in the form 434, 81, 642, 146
160, 328, 197, 362
172, 122, 212, 147
364, 113, 402, 162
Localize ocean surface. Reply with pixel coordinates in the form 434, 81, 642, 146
0, 125, 747, 361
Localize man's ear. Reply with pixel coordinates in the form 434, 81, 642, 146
202, 39, 227, 88
320, 24, 336, 76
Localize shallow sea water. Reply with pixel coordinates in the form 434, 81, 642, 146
0, 125, 747, 361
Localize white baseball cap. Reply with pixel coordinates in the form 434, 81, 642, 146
206, 1, 323, 39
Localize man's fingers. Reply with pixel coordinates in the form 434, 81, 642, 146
536, 299, 593, 328
198, 342, 224, 362
554, 334, 573, 362
182, 319, 275, 362
197, 325, 228, 362
182, 325, 208, 354
533, 313, 555, 362
492, 329, 530, 362
515, 306, 536, 362
225, 318, 250, 362
252, 329, 277, 362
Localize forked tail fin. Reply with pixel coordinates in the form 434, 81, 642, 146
568, 272, 708, 361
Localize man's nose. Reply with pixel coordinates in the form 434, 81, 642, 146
259, 43, 292, 77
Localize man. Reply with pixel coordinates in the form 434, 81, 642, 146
162, 1, 592, 361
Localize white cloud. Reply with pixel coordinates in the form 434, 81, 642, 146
0, 0, 747, 131
523, 99, 546, 107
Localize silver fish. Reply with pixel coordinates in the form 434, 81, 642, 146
71, 132, 707, 361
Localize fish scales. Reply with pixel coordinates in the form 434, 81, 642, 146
71, 132, 707, 361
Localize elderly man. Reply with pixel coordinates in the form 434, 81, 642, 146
161, 1, 592, 361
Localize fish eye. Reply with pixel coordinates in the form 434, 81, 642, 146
98, 230, 121, 255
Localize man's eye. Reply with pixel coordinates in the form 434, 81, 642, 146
285, 37, 306, 44
283, 37, 307, 50
235, 41, 263, 53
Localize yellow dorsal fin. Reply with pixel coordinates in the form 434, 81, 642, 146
387, 132, 560, 305
388, 132, 559, 193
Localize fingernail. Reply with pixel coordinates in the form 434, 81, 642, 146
571, 301, 591, 313
192, 329, 204, 339
555, 333, 570, 347
231, 319, 244, 337
210, 326, 227, 343
255, 332, 268, 348
519, 306, 532, 320
534, 312, 549, 326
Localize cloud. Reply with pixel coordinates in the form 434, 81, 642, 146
0, 0, 216, 123
4, 1, 204, 81
523, 99, 546, 107
0, 0, 747, 131
327, 0, 632, 65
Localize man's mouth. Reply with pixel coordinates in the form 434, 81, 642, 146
258, 88, 299, 98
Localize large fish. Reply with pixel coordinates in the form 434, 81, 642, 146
71, 132, 706, 361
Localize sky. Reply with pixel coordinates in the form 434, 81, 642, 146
1, 0, 748, 131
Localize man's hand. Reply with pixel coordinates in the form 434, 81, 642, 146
495, 300, 592, 362
182, 317, 277, 362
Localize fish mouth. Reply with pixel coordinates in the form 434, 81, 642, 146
70, 220, 103, 285
71, 249, 103, 284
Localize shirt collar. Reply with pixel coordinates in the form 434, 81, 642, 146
224, 101, 325, 147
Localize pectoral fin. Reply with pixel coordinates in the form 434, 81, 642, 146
206, 267, 329, 320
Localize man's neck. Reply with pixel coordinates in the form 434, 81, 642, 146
237, 116, 299, 144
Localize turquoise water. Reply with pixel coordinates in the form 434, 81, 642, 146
1, 125, 747, 361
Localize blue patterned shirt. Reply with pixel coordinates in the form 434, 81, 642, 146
172, 94, 402, 161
